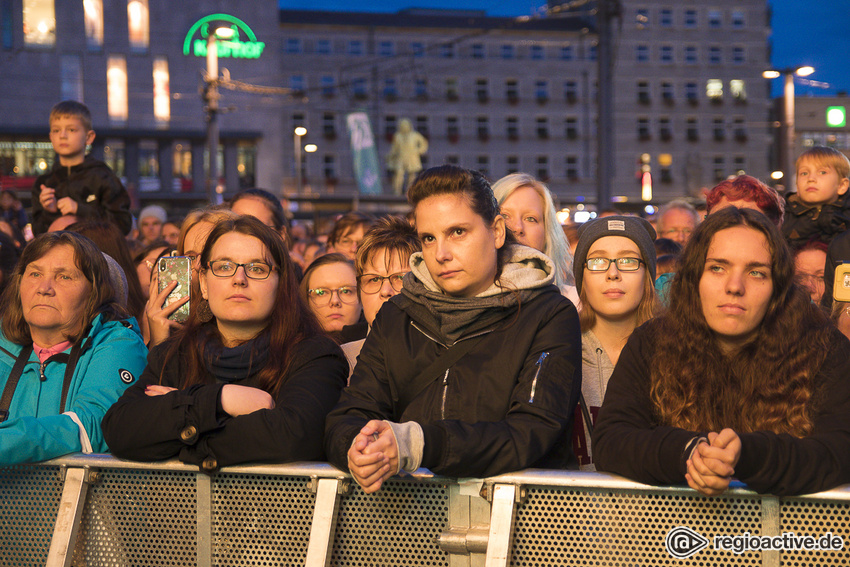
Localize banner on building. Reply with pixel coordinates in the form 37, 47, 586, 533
346, 112, 383, 195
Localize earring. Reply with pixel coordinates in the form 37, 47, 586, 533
197, 298, 214, 323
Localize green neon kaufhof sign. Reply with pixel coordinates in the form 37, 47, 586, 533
183, 13, 265, 59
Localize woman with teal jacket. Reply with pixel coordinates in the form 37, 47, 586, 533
0, 231, 146, 465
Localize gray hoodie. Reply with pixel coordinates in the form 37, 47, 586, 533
578, 329, 615, 471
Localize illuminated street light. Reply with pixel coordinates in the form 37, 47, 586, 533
294, 127, 307, 193
763, 66, 816, 191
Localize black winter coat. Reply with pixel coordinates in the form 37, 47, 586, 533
781, 191, 850, 248
32, 155, 132, 235
102, 335, 347, 471
325, 286, 582, 478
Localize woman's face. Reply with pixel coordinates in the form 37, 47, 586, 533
19, 244, 92, 347
182, 221, 214, 276
415, 193, 506, 298
359, 250, 409, 326
199, 232, 279, 344
583, 236, 646, 323
329, 225, 366, 261
136, 246, 168, 300
699, 225, 774, 353
306, 262, 361, 332
500, 186, 546, 252
161, 222, 180, 247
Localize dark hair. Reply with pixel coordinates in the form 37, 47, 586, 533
0, 231, 126, 345
650, 207, 833, 436
705, 175, 784, 226
162, 216, 322, 396
326, 212, 375, 248
231, 188, 290, 233
653, 238, 683, 257
67, 220, 146, 321
354, 216, 420, 277
407, 165, 516, 279
50, 100, 92, 131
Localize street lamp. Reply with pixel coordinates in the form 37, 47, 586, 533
205, 26, 234, 204
763, 66, 815, 192
294, 127, 307, 193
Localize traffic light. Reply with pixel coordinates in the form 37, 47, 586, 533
827, 106, 846, 128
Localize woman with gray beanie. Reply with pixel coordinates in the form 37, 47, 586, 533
572, 215, 660, 470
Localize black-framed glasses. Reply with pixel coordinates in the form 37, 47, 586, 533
307, 286, 358, 305
208, 260, 276, 280
358, 272, 407, 294
585, 257, 645, 272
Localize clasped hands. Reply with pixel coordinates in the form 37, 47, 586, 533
347, 420, 400, 493
685, 428, 742, 496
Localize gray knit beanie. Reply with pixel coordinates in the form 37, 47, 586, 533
573, 215, 657, 293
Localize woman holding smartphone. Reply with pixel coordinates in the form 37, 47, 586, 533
103, 217, 347, 470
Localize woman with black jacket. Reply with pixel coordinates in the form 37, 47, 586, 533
103, 217, 347, 471
325, 165, 582, 493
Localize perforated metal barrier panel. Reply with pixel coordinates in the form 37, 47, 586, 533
0, 465, 63, 566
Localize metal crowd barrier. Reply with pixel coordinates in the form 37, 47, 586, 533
1, 454, 849, 566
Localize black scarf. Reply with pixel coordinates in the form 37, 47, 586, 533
202, 332, 270, 382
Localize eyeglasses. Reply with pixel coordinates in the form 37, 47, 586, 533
208, 260, 276, 280
307, 286, 358, 305
585, 257, 645, 272
358, 272, 407, 294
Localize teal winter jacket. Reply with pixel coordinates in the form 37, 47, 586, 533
0, 314, 147, 465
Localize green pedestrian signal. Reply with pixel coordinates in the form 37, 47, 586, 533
827, 106, 846, 128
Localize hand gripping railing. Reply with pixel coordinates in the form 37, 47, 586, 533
1, 454, 849, 566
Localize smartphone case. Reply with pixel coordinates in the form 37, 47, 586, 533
158, 256, 192, 323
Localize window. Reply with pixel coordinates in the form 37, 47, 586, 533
733, 156, 746, 173
379, 41, 394, 57
731, 10, 745, 28
506, 79, 519, 103
292, 113, 305, 129
566, 156, 578, 180
536, 117, 549, 139
659, 8, 672, 27
565, 116, 578, 139
348, 40, 363, 55
686, 117, 699, 141
84, 0, 103, 47
730, 80, 747, 101
500, 44, 514, 59
384, 115, 397, 140
316, 39, 331, 54
127, 0, 149, 50
660, 45, 673, 63
706, 79, 723, 101
472, 43, 485, 59
684, 9, 697, 27
708, 9, 722, 28
446, 78, 459, 100
564, 80, 578, 102
24, 0, 55, 46
415, 116, 429, 138
285, 38, 301, 54
732, 46, 745, 64
661, 82, 674, 103
383, 78, 398, 100
636, 45, 649, 62
152, 57, 169, 123
536, 156, 549, 180
506, 117, 519, 140
440, 43, 454, 58
2, 0, 12, 48
733, 117, 747, 141
560, 45, 574, 61
709, 46, 721, 65
447, 116, 459, 140
476, 79, 488, 102
686, 82, 698, 103
411, 42, 424, 57
290, 75, 305, 95
530, 45, 544, 60
476, 156, 489, 177
713, 117, 725, 141
507, 156, 519, 175
635, 8, 649, 28
107, 56, 128, 123
352, 77, 367, 99
414, 78, 427, 99
60, 55, 83, 102
713, 156, 725, 181
477, 116, 489, 140
685, 45, 697, 64
322, 112, 336, 138
321, 75, 335, 97
535, 80, 549, 103
445, 155, 459, 166
637, 81, 650, 104
323, 155, 336, 179
588, 44, 597, 61
659, 117, 672, 141
638, 117, 650, 140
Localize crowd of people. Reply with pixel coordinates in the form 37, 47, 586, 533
1, 99, 850, 499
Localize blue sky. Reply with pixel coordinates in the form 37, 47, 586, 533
280, 0, 850, 97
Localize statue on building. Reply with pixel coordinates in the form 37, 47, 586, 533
387, 118, 428, 195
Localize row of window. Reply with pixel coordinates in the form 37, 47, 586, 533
636, 79, 748, 104
635, 44, 751, 65
634, 7, 747, 30
11, 0, 150, 49
636, 116, 749, 143
285, 37, 597, 62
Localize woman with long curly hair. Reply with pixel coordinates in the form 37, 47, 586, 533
593, 207, 850, 496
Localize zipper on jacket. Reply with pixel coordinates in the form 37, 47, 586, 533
529, 351, 549, 403
39, 361, 47, 382
440, 369, 449, 419
595, 347, 605, 404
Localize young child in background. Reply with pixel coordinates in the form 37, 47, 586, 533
31, 100, 132, 235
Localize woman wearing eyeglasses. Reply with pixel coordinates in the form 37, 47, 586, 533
103, 217, 347, 471
571, 216, 660, 470
300, 253, 363, 340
